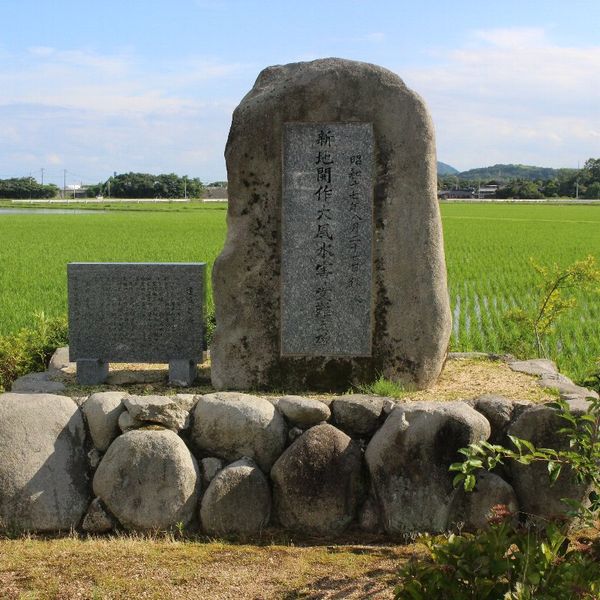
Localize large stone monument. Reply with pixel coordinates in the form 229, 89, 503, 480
212, 58, 451, 391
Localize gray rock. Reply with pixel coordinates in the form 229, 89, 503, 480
10, 372, 66, 394
211, 58, 451, 392
123, 394, 197, 431
0, 393, 90, 532
200, 458, 271, 535
88, 448, 102, 469
278, 395, 330, 428
271, 423, 364, 534
93, 429, 199, 531
82, 391, 126, 452
263, 396, 281, 410
365, 401, 490, 534
201, 457, 224, 489
474, 395, 531, 445
82, 498, 116, 533
118, 410, 137, 432
536, 373, 599, 400
191, 392, 287, 472
288, 427, 304, 444
331, 394, 385, 438
508, 359, 558, 376
382, 398, 397, 415
508, 400, 593, 521
448, 472, 519, 531
448, 352, 496, 360
358, 495, 382, 533
48, 346, 73, 376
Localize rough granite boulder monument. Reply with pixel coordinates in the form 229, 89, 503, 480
211, 58, 451, 391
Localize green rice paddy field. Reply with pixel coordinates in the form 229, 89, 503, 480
0, 202, 598, 381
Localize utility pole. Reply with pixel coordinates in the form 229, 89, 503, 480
184, 176, 187, 199
63, 169, 67, 199
41, 168, 45, 185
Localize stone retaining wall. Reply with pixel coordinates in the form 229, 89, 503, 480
0, 368, 597, 536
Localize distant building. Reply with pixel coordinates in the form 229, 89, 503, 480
477, 184, 499, 199
438, 188, 475, 199
63, 184, 89, 199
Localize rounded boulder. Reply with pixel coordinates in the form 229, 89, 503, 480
191, 392, 287, 472
93, 429, 199, 531
0, 393, 90, 532
271, 423, 364, 534
200, 458, 271, 535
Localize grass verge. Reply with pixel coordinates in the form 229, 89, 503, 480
0, 535, 416, 599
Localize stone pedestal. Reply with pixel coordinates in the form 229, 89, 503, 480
168, 359, 197, 387
76, 359, 109, 385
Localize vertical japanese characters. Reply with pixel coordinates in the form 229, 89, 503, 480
314, 129, 335, 347
346, 153, 364, 301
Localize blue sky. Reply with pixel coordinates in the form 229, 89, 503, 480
1, 0, 599, 186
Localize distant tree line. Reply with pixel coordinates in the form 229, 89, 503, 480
87, 172, 205, 199
439, 158, 600, 199
0, 177, 58, 199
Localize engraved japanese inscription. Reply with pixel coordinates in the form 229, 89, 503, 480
281, 122, 374, 356
68, 263, 205, 362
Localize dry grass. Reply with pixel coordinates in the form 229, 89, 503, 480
400, 357, 556, 403
0, 535, 420, 599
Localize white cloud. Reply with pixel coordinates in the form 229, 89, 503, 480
473, 26, 547, 48
0, 46, 252, 181
401, 27, 600, 169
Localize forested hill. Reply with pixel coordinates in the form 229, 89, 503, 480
456, 163, 576, 182
437, 161, 459, 175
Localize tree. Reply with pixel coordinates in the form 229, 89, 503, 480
101, 172, 204, 199
582, 158, 600, 182
495, 179, 544, 199
584, 181, 600, 199
0, 177, 58, 199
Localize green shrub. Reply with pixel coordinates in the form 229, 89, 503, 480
394, 397, 600, 599
395, 515, 599, 599
0, 312, 68, 392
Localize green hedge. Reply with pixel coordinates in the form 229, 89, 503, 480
0, 313, 68, 392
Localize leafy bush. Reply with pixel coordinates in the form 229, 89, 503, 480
0, 312, 68, 392
451, 397, 600, 520
394, 397, 600, 599
395, 514, 599, 599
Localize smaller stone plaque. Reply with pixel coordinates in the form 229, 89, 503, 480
68, 263, 205, 363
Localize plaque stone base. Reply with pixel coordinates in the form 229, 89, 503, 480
76, 359, 109, 385
168, 359, 197, 387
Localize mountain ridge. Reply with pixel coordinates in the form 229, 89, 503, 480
437, 162, 577, 182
